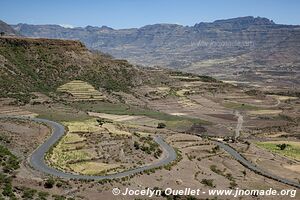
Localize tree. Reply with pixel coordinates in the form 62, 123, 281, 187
276, 143, 289, 150
134, 141, 140, 150
96, 118, 105, 127
44, 177, 55, 188
0, 32, 4, 36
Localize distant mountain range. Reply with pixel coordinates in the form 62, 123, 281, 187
0, 20, 19, 35
2, 17, 300, 87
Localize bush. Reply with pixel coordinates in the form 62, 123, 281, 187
44, 177, 55, 188
134, 141, 140, 150
96, 118, 105, 127
276, 143, 289, 150
2, 182, 14, 197
38, 191, 49, 200
22, 188, 37, 199
52, 195, 66, 200
0, 145, 20, 173
201, 179, 214, 187
157, 122, 166, 129
154, 149, 162, 158
210, 165, 223, 175
56, 181, 63, 188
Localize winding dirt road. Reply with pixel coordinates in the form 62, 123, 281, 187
214, 110, 300, 189
214, 141, 300, 188
2, 116, 177, 180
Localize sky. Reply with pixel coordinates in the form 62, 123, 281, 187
1, 0, 300, 29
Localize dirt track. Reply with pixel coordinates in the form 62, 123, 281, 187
1, 116, 177, 180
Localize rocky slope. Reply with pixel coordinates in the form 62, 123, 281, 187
0, 37, 170, 100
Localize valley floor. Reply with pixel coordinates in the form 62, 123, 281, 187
0, 73, 299, 200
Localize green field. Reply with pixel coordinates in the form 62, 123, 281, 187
26, 103, 92, 122
223, 101, 259, 110
69, 101, 210, 125
256, 141, 300, 160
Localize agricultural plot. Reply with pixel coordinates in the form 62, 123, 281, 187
227, 97, 279, 107
256, 141, 300, 160
248, 109, 282, 115
178, 97, 199, 108
268, 95, 298, 101
47, 132, 92, 171
89, 111, 188, 130
71, 101, 208, 125
57, 80, 106, 101
63, 119, 103, 133
147, 96, 232, 127
175, 89, 200, 108
47, 129, 120, 174
0, 99, 38, 117
88, 112, 142, 122
47, 115, 162, 175
25, 103, 91, 122
222, 101, 260, 110
102, 123, 132, 136
176, 89, 191, 97
0, 106, 38, 117
69, 161, 120, 175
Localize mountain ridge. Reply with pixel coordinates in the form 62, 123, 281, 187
0, 20, 19, 36
5, 16, 300, 88
13, 16, 292, 31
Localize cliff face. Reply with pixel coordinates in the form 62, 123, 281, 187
13, 16, 300, 69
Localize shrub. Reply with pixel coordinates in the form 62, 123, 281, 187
44, 177, 55, 188
0, 145, 20, 173
201, 179, 214, 187
276, 143, 289, 150
38, 191, 49, 200
210, 165, 223, 175
157, 122, 166, 129
52, 195, 66, 200
2, 182, 14, 197
22, 188, 37, 199
134, 141, 140, 150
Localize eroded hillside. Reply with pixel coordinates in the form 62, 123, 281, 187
0, 37, 172, 103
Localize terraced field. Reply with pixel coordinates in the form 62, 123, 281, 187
46, 116, 157, 175
57, 80, 106, 101
0, 106, 37, 117
46, 124, 122, 175
63, 119, 103, 133
248, 109, 282, 115
222, 101, 260, 110
268, 95, 298, 101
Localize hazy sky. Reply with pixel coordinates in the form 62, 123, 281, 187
1, 0, 300, 28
